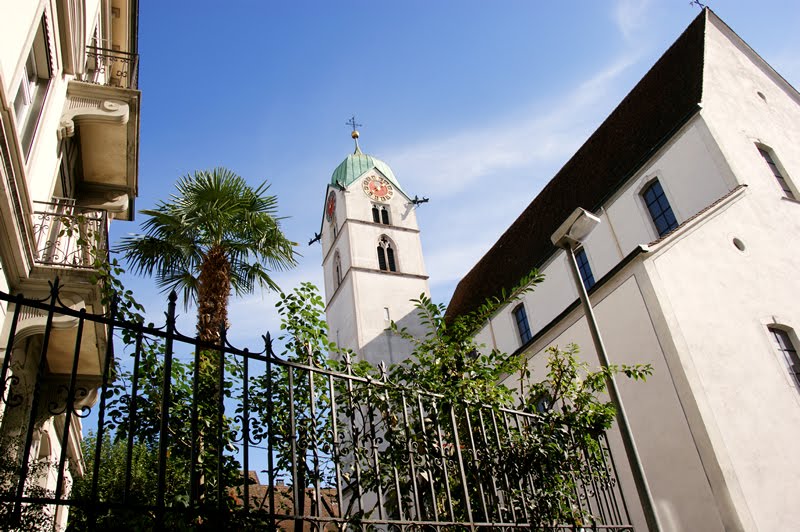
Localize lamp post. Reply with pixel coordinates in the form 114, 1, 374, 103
551, 207, 662, 532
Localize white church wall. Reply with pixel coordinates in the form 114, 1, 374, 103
346, 222, 426, 277
501, 271, 728, 532
472, 326, 495, 352
647, 190, 800, 531
482, 116, 732, 361
642, 17, 800, 531
604, 118, 731, 251
352, 271, 429, 366
701, 16, 800, 203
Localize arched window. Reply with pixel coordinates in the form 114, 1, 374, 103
372, 204, 391, 225
757, 146, 796, 200
333, 252, 342, 289
377, 237, 397, 272
642, 180, 678, 236
768, 326, 800, 388
513, 303, 532, 344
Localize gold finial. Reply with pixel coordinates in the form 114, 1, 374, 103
346, 115, 363, 153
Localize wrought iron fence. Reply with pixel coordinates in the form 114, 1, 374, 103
32, 200, 107, 269
0, 281, 634, 530
81, 46, 139, 90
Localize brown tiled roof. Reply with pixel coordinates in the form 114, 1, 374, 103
445, 10, 707, 320
232, 473, 340, 531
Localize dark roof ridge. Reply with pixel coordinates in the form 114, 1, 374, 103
446, 9, 707, 320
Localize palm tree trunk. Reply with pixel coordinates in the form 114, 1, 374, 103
197, 245, 231, 343
195, 245, 231, 505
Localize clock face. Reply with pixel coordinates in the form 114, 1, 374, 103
362, 175, 394, 202
325, 190, 336, 221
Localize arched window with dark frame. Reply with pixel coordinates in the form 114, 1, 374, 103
757, 146, 796, 200
513, 303, 532, 344
377, 237, 397, 272
642, 179, 678, 236
334, 252, 342, 289
372, 204, 391, 225
768, 326, 800, 389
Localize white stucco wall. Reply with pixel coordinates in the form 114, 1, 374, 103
481, 114, 734, 362
500, 271, 727, 532
639, 16, 800, 531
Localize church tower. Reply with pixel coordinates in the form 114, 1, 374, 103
320, 127, 430, 367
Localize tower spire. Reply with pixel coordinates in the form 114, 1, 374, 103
346, 115, 363, 154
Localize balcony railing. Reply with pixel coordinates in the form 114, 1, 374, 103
32, 200, 107, 269
80, 46, 139, 90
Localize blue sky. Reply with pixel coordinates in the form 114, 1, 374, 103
115, 0, 800, 346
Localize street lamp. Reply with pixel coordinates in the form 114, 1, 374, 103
551, 207, 662, 532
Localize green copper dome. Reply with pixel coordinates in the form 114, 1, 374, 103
330, 148, 404, 194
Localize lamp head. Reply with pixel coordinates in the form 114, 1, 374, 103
551, 207, 601, 248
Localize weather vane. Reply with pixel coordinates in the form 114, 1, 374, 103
346, 115, 362, 152
346, 115, 362, 133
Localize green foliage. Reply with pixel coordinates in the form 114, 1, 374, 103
0, 436, 60, 532
116, 168, 297, 306
504, 344, 652, 525
345, 267, 652, 527
67, 434, 191, 531
249, 282, 338, 525
388, 269, 544, 404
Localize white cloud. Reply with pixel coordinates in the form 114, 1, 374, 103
385, 53, 639, 201
613, 0, 654, 42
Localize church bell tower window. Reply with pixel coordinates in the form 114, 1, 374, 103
377, 237, 397, 272
372, 204, 390, 225
334, 252, 342, 289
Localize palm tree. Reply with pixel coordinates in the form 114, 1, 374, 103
118, 167, 297, 342
117, 168, 296, 508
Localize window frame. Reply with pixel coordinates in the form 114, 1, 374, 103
640, 178, 678, 237
333, 252, 343, 290
756, 145, 796, 200
766, 324, 800, 391
14, 16, 52, 160
377, 236, 397, 272
512, 303, 532, 345
575, 247, 596, 291
372, 204, 390, 225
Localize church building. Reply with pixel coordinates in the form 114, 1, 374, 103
446, 8, 800, 532
320, 129, 430, 367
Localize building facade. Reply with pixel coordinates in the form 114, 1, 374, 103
447, 9, 800, 532
0, 0, 140, 527
321, 132, 430, 367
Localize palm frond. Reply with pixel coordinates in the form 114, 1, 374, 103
118, 167, 297, 311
